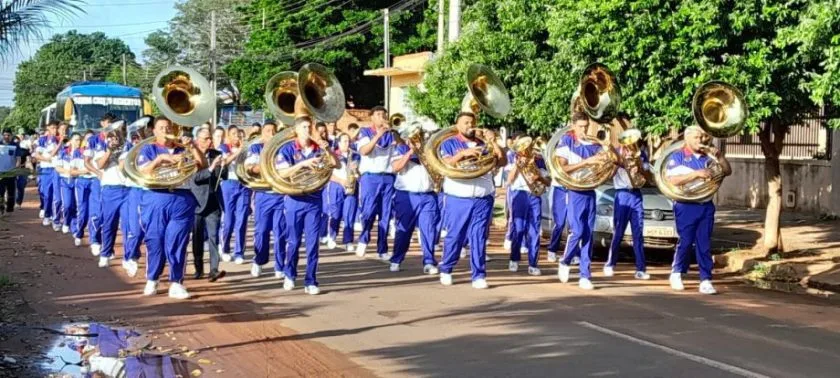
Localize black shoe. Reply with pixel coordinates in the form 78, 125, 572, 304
193, 271, 204, 280
208, 270, 226, 282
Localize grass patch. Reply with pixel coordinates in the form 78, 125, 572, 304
749, 263, 770, 280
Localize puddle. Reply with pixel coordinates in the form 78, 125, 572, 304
42, 323, 204, 377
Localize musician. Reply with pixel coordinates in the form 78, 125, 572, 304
388, 124, 441, 274
83, 114, 117, 256
347, 123, 360, 151
55, 133, 81, 236
189, 127, 225, 282
323, 133, 359, 252
556, 112, 606, 290
326, 122, 338, 149
93, 123, 128, 269
666, 125, 730, 295
245, 121, 286, 277
136, 116, 205, 299
50, 122, 69, 231
505, 141, 550, 276
248, 122, 262, 138
438, 112, 506, 289
355, 106, 397, 260
218, 125, 251, 263
315, 122, 330, 243
212, 126, 225, 149
546, 130, 569, 262
604, 116, 651, 280
34, 121, 60, 226
274, 116, 336, 295
72, 133, 96, 247
121, 128, 147, 278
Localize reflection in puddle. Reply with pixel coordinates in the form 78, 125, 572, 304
42, 323, 203, 377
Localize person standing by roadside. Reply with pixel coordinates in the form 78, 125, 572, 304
0, 129, 22, 215
189, 127, 226, 282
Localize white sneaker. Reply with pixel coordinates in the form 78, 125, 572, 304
42, 218, 50, 226
143, 280, 158, 296
126, 260, 138, 278
670, 273, 685, 291
345, 243, 354, 252
603, 266, 615, 277
168, 283, 190, 299
579, 278, 595, 290
508, 260, 519, 272
471, 279, 489, 289
39, 210, 45, 219
699, 280, 717, 295
90, 244, 101, 256
389, 263, 400, 272
571, 256, 581, 265
355, 243, 367, 257
217, 244, 223, 256
379, 252, 391, 261
250, 263, 262, 277
304, 285, 320, 295
441, 229, 448, 238
234, 257, 244, 265
319, 236, 328, 244
61, 225, 70, 234
547, 252, 558, 263
203, 241, 209, 251
634, 271, 651, 280
440, 273, 453, 286
528, 266, 542, 276
503, 239, 511, 251
283, 277, 295, 291
52, 223, 61, 232
221, 253, 232, 262
74, 238, 82, 247
121, 259, 128, 270
520, 246, 528, 254
558, 263, 571, 283
98, 256, 109, 268
326, 238, 337, 250
274, 270, 285, 279
460, 248, 468, 259
423, 264, 439, 275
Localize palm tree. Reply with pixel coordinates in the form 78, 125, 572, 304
0, 0, 83, 59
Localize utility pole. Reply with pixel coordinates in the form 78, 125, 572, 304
121, 54, 127, 85
383, 8, 390, 109
210, 10, 217, 128
83, 70, 86, 81
262, 8, 266, 29
436, 0, 446, 54
448, 0, 460, 42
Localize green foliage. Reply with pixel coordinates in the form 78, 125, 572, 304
225, 0, 436, 113
5, 31, 135, 130
0, 0, 83, 60
413, 0, 816, 136
0, 106, 11, 126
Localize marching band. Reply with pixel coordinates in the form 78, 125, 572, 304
23, 63, 743, 300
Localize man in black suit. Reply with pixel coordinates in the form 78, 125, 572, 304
190, 127, 225, 281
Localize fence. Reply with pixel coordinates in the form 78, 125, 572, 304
724, 111, 831, 160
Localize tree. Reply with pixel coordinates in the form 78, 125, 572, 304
0, 0, 82, 59
225, 0, 437, 113
413, 0, 816, 255
5, 31, 135, 129
0, 106, 11, 126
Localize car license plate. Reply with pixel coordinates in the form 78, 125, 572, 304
644, 226, 675, 238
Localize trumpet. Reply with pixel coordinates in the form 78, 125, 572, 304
617, 128, 647, 188
511, 136, 547, 196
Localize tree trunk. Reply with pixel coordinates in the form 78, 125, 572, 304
757, 120, 787, 255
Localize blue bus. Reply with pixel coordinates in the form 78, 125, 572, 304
39, 81, 151, 131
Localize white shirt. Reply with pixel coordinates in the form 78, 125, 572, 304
357, 126, 396, 174
72, 155, 95, 179
392, 145, 433, 193
94, 150, 126, 186
509, 166, 548, 193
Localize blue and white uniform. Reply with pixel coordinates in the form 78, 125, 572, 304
245, 141, 285, 272
35, 135, 59, 220
137, 143, 197, 284
557, 132, 603, 279
219, 143, 252, 258
73, 148, 95, 241
122, 141, 145, 263
356, 126, 397, 257
84, 132, 107, 247
547, 179, 569, 256
94, 144, 128, 259
57, 147, 78, 233
508, 155, 548, 268
50, 138, 65, 227
275, 140, 325, 286
503, 149, 516, 244
666, 148, 715, 281
438, 135, 496, 281
389, 143, 440, 266
606, 147, 650, 272
323, 149, 360, 245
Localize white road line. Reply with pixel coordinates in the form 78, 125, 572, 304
576, 321, 771, 378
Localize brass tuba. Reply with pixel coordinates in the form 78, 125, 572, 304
123, 66, 212, 189
545, 63, 620, 191
423, 64, 510, 180
390, 113, 406, 128
397, 121, 443, 192
511, 136, 548, 196
652, 81, 746, 202
260, 63, 343, 195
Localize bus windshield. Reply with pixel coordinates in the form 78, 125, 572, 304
73, 104, 141, 130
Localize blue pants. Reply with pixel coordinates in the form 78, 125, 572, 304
89, 179, 102, 245
51, 169, 62, 225
253, 191, 286, 271
100, 186, 128, 258
323, 182, 358, 244
439, 195, 494, 281
15, 175, 26, 206
74, 178, 93, 239
504, 188, 514, 242
358, 173, 395, 255
283, 194, 322, 286
672, 201, 715, 280
38, 167, 55, 219
141, 190, 196, 283
124, 188, 145, 262
390, 190, 440, 266
436, 193, 445, 235
221, 180, 252, 258
548, 186, 568, 253
509, 190, 542, 268
607, 189, 646, 272
561, 190, 596, 279
59, 177, 77, 232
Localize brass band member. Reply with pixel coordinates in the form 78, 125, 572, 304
505, 139, 550, 276
245, 121, 286, 276
219, 125, 251, 263
323, 133, 360, 251
355, 106, 397, 260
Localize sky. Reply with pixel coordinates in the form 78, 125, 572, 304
0, 0, 179, 107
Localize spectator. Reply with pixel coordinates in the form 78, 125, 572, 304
0, 129, 22, 214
